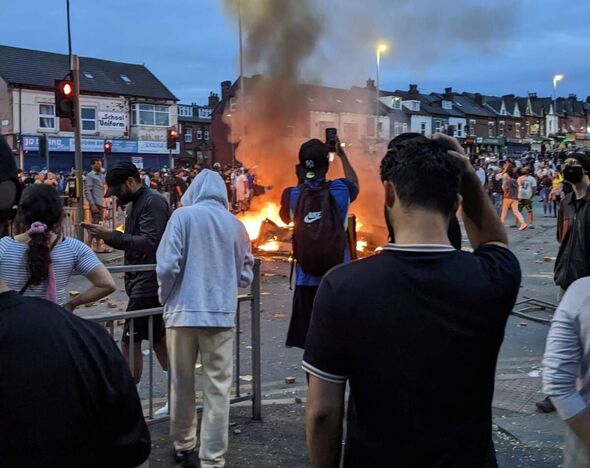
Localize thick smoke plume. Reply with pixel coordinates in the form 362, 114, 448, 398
222, 0, 520, 239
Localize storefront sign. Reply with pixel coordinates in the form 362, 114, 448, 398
137, 140, 179, 154
21, 135, 176, 154
481, 137, 505, 146
98, 111, 127, 131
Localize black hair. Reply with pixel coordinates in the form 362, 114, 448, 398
91, 158, 102, 166
17, 184, 63, 285
380, 135, 462, 216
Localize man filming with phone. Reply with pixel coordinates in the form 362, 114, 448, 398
279, 129, 359, 351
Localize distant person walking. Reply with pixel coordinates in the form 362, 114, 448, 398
500, 169, 527, 231
84, 159, 112, 253
517, 168, 537, 228
157, 170, 254, 468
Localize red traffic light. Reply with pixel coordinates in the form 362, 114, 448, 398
103, 140, 112, 154
60, 81, 73, 96
167, 128, 179, 150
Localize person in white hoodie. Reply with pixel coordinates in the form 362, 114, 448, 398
156, 169, 254, 468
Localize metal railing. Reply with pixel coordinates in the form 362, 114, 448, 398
85, 260, 262, 424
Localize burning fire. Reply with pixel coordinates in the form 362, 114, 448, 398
356, 240, 368, 252
258, 240, 281, 252
239, 202, 288, 240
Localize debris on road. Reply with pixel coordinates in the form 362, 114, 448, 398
285, 376, 296, 384
240, 375, 253, 382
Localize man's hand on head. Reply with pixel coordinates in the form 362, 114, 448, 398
431, 133, 472, 173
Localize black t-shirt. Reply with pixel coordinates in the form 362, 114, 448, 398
0, 292, 150, 468
303, 244, 521, 468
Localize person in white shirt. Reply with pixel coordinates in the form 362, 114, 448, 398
543, 277, 590, 468
517, 168, 537, 228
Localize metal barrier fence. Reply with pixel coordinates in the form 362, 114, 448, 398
85, 260, 262, 424
62, 196, 119, 242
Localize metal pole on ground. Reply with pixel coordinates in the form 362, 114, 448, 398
251, 259, 262, 420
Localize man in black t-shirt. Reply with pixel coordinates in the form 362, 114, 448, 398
0, 280, 150, 467
304, 133, 521, 468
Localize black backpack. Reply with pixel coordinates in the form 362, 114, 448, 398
292, 182, 347, 277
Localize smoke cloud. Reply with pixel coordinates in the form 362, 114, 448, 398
222, 0, 520, 240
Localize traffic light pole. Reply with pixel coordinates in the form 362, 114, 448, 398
71, 55, 84, 241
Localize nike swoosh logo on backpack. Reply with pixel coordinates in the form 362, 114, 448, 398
304, 212, 322, 223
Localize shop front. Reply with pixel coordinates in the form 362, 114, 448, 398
19, 135, 179, 173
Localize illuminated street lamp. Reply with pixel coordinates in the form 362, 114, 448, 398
552, 74, 564, 137
375, 44, 388, 140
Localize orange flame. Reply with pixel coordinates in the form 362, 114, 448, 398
258, 240, 281, 252
238, 202, 288, 240
356, 240, 368, 252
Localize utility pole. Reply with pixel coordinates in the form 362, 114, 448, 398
71, 55, 84, 241
238, 0, 245, 164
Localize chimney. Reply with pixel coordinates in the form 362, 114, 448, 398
528, 92, 537, 99
474, 93, 484, 105
366, 78, 376, 90
409, 84, 419, 95
208, 92, 220, 108
221, 80, 232, 101
568, 93, 577, 100
586, 96, 590, 104
444, 87, 453, 100
502, 94, 515, 99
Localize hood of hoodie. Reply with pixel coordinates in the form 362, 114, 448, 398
181, 169, 228, 208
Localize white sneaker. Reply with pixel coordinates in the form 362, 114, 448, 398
154, 402, 169, 417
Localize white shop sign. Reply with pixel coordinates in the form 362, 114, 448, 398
98, 111, 127, 131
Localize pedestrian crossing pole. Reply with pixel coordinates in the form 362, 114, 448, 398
71, 54, 84, 241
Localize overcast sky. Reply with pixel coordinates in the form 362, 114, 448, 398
1, 0, 588, 104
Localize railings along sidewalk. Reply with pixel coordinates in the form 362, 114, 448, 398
85, 260, 262, 424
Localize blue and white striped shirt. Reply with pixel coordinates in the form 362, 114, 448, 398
0, 237, 102, 305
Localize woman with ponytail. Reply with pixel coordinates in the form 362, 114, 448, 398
0, 184, 116, 310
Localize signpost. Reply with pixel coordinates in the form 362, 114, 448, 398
72, 55, 84, 241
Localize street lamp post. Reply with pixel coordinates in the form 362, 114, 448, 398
375, 44, 387, 141
552, 74, 564, 138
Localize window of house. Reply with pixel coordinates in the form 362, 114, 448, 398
411, 101, 420, 111
499, 121, 505, 136
402, 123, 408, 133
229, 98, 237, 112
204, 130, 210, 140
184, 127, 193, 143
525, 121, 530, 135
394, 122, 403, 136
83, 71, 94, 79
434, 120, 442, 133
196, 129, 203, 140
488, 122, 495, 137
178, 106, 193, 118
442, 101, 453, 110
343, 123, 359, 140
81, 108, 96, 131
516, 123, 521, 138
392, 97, 402, 110
132, 104, 170, 126
366, 117, 376, 137
456, 122, 463, 137
469, 119, 476, 135
420, 122, 426, 135
120, 74, 132, 83
39, 104, 56, 129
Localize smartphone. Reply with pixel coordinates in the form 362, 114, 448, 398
325, 128, 338, 153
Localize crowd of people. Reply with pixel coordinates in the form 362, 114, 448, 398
3, 128, 590, 468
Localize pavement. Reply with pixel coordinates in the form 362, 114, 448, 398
72, 204, 568, 467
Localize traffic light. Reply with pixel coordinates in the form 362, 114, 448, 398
167, 128, 179, 150
39, 134, 48, 157
54, 79, 75, 121
103, 140, 112, 155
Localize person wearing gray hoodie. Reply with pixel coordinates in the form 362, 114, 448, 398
156, 169, 254, 468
